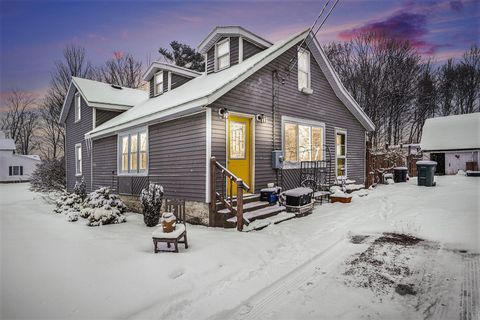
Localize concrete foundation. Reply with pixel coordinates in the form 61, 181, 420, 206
119, 195, 210, 226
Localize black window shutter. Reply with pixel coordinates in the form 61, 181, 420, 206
20, 166, 23, 175
9, 166, 12, 176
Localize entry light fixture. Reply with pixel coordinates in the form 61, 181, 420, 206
256, 113, 267, 123
218, 107, 229, 119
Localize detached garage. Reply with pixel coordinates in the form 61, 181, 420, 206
420, 113, 480, 175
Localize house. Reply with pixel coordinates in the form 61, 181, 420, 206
60, 26, 375, 226
420, 113, 480, 175
0, 132, 41, 182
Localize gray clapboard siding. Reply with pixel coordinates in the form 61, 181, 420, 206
230, 37, 239, 66
148, 112, 206, 201
210, 43, 366, 192
171, 73, 191, 90
207, 46, 215, 74
92, 135, 117, 190
243, 39, 264, 60
95, 109, 122, 127
206, 37, 240, 74
65, 89, 93, 192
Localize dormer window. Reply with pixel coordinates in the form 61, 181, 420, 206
74, 92, 81, 122
216, 38, 230, 70
154, 71, 164, 95
298, 48, 311, 93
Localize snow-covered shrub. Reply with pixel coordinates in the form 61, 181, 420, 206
53, 192, 83, 217
65, 211, 79, 222
73, 178, 87, 201
30, 157, 66, 192
140, 183, 164, 227
82, 187, 127, 226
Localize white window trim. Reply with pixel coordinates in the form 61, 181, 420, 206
154, 71, 164, 96
75, 143, 82, 176
238, 36, 244, 63
335, 128, 347, 178
297, 47, 312, 93
215, 38, 230, 71
117, 127, 149, 176
281, 116, 326, 169
74, 92, 81, 123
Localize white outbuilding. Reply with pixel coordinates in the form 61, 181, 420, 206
0, 132, 41, 182
420, 113, 480, 175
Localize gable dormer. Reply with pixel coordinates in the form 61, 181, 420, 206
143, 62, 202, 98
198, 26, 272, 74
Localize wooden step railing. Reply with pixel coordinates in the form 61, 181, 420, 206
210, 156, 250, 231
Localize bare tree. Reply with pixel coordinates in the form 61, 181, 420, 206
437, 59, 456, 116
324, 32, 421, 147
95, 52, 143, 88
1, 90, 38, 154
408, 62, 437, 142
455, 44, 480, 114
41, 44, 94, 159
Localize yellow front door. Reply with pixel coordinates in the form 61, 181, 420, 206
227, 116, 251, 195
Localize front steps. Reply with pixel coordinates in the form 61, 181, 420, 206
216, 195, 294, 231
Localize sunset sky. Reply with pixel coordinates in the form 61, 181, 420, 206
0, 0, 478, 101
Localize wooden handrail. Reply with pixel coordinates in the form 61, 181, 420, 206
210, 156, 248, 231
213, 161, 250, 191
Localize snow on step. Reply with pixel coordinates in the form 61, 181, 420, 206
218, 201, 269, 215
242, 211, 296, 232
226, 205, 286, 223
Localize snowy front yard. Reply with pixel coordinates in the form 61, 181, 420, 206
1, 176, 479, 319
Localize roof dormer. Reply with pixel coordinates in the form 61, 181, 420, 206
143, 62, 202, 98
198, 26, 272, 74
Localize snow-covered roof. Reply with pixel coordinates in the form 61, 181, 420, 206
0, 138, 16, 151
59, 77, 148, 123
87, 29, 375, 139
420, 113, 480, 151
18, 154, 41, 161
198, 26, 272, 54
143, 62, 202, 81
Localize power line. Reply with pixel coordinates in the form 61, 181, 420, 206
285, 0, 341, 74
286, 0, 331, 71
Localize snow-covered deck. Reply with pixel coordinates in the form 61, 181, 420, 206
1, 176, 479, 319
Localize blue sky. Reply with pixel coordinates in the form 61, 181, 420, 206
0, 0, 478, 100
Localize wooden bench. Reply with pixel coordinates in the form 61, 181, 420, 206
152, 199, 188, 253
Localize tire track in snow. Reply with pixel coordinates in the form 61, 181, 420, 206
208, 237, 346, 320
460, 255, 480, 320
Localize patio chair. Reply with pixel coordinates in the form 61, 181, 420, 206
152, 198, 188, 253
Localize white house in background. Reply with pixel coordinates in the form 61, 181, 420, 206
420, 113, 480, 175
0, 132, 41, 182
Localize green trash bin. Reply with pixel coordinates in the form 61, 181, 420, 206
416, 160, 437, 187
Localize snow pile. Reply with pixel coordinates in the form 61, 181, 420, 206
81, 187, 127, 226
330, 186, 352, 198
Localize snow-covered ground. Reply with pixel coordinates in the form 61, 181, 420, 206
1, 176, 479, 319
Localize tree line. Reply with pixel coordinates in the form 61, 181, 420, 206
0, 41, 205, 159
324, 32, 479, 147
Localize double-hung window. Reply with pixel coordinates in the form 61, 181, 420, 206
154, 71, 164, 95
335, 130, 347, 177
9, 166, 23, 176
283, 117, 324, 164
74, 92, 81, 122
298, 48, 311, 92
119, 129, 148, 175
75, 143, 82, 176
216, 38, 230, 70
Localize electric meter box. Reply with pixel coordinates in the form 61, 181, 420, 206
272, 150, 284, 169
